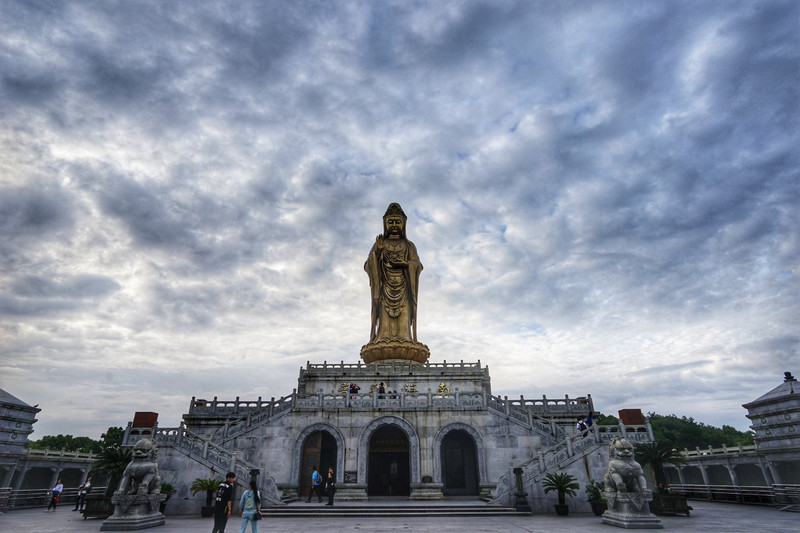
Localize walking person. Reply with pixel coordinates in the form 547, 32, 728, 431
46, 479, 63, 511
238, 480, 261, 533
324, 467, 336, 506
305, 466, 322, 503
73, 476, 92, 511
211, 471, 235, 533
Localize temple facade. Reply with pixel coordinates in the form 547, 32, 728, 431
121, 203, 656, 514
122, 359, 654, 514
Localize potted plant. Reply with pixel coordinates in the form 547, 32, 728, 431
159, 482, 177, 514
542, 472, 579, 516
635, 442, 692, 516
191, 478, 221, 517
584, 479, 607, 516
85, 445, 132, 519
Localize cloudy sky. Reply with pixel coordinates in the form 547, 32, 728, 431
1, 1, 798, 440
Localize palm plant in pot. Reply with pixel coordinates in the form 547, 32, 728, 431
191, 478, 221, 517
584, 479, 607, 516
542, 472, 579, 516
159, 482, 177, 514
635, 442, 690, 516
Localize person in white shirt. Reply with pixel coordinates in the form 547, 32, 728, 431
73, 476, 92, 511
46, 479, 63, 511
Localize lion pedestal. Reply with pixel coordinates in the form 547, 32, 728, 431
601, 437, 662, 529
101, 493, 166, 531
101, 438, 166, 531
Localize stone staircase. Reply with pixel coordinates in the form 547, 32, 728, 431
123, 425, 286, 505
490, 424, 654, 506
260, 501, 528, 518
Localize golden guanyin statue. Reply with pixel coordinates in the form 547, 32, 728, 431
361, 203, 430, 364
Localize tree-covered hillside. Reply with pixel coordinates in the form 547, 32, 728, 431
597, 412, 754, 450
646, 413, 754, 450
26, 427, 124, 454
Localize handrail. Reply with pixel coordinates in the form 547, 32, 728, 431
23, 448, 96, 460
670, 483, 800, 506
196, 389, 576, 443
303, 359, 486, 371
124, 424, 284, 505
490, 424, 654, 504
0, 486, 108, 511
677, 444, 759, 458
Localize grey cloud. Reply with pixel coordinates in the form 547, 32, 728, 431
94, 174, 193, 248
0, 186, 74, 237
0, 1, 796, 438
0, 275, 120, 317
12, 275, 121, 299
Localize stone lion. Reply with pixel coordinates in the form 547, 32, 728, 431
117, 438, 162, 495
604, 436, 647, 493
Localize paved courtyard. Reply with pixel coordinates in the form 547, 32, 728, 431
0, 500, 796, 532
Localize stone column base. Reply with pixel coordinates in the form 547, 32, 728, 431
101, 492, 167, 531
335, 485, 369, 501
276, 484, 297, 502
602, 510, 663, 529
101, 514, 166, 531
409, 482, 445, 500
602, 491, 662, 529
479, 482, 497, 500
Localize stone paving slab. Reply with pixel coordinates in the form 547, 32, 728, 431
1, 500, 797, 532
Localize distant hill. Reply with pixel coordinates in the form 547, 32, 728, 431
597, 412, 754, 450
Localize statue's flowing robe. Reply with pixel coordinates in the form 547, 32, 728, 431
365, 236, 422, 342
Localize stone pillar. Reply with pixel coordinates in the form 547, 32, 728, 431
512, 467, 532, 514
2, 460, 18, 488
767, 461, 783, 484
48, 467, 60, 489
698, 463, 711, 485
726, 463, 739, 486
409, 435, 443, 501
760, 460, 775, 485
418, 435, 433, 484
12, 463, 28, 490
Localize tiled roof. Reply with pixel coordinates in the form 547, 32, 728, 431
743, 372, 798, 407
0, 388, 35, 408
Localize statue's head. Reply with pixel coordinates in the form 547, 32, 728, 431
610, 436, 634, 459
132, 438, 157, 461
383, 203, 407, 239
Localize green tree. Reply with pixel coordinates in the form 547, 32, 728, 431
91, 446, 132, 496
635, 441, 687, 488
596, 413, 619, 425
646, 413, 754, 450
100, 427, 125, 449
27, 434, 102, 454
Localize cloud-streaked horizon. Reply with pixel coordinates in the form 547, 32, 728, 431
1, 0, 798, 440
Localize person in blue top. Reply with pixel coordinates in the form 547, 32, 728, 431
238, 480, 261, 533
306, 466, 322, 503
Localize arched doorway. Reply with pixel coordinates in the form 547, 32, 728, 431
368, 425, 410, 496
441, 429, 479, 495
299, 430, 337, 500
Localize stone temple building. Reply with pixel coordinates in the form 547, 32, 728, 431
122, 203, 653, 514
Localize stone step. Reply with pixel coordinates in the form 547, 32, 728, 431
261, 503, 528, 517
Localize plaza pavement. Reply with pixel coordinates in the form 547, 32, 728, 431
0, 500, 796, 532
